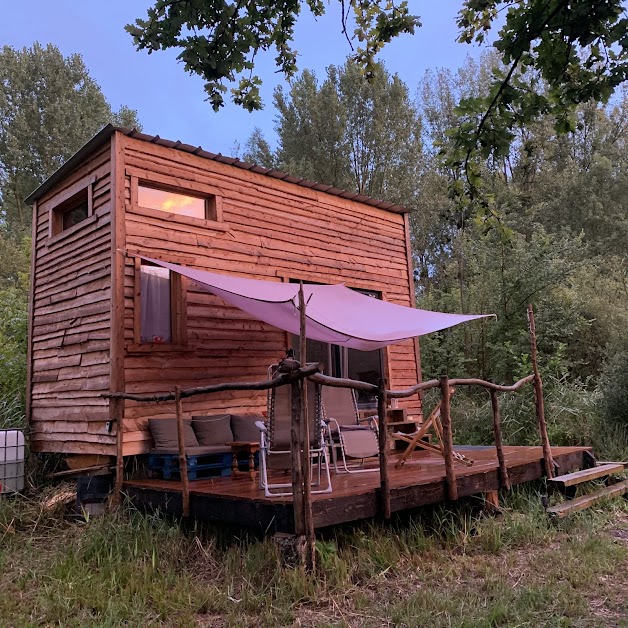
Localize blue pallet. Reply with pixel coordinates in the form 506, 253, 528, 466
148, 452, 232, 480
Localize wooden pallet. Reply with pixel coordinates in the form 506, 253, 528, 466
148, 452, 232, 480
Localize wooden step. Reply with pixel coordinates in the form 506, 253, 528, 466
547, 480, 628, 519
548, 463, 626, 488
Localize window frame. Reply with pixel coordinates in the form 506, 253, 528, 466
125, 167, 225, 229
287, 277, 388, 405
49, 179, 94, 237
130, 257, 188, 352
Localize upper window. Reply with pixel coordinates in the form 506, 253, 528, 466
138, 185, 217, 221
51, 187, 91, 235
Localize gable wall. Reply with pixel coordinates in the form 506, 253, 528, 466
28, 142, 114, 454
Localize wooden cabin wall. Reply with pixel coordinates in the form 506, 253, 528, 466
120, 137, 422, 455
28, 143, 114, 455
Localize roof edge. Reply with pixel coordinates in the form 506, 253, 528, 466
25, 125, 412, 214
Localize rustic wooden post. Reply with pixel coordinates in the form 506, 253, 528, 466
439, 375, 458, 501
377, 379, 391, 519
175, 386, 190, 517
112, 397, 124, 508
298, 282, 315, 570
290, 379, 305, 539
489, 389, 511, 490
527, 304, 555, 479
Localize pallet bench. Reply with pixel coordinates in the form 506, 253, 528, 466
148, 452, 232, 480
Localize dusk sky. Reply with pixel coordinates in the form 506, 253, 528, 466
1, 2, 493, 156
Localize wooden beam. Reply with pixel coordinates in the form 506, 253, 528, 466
527, 304, 554, 479
439, 375, 458, 501
110, 131, 127, 465
105, 362, 322, 402
112, 397, 124, 507
174, 386, 190, 518
290, 379, 305, 538
549, 463, 626, 488
377, 379, 391, 519
490, 389, 511, 490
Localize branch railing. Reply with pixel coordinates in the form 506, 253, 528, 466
105, 363, 552, 527
105, 305, 553, 571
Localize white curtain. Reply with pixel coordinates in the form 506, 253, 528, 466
140, 266, 172, 343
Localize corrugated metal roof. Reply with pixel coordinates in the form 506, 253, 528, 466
25, 125, 410, 214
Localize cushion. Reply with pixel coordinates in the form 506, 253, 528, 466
231, 413, 264, 443
150, 445, 231, 456
148, 418, 199, 450
192, 414, 233, 446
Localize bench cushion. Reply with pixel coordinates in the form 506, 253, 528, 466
148, 418, 198, 449
192, 414, 233, 446
231, 413, 263, 443
149, 445, 231, 456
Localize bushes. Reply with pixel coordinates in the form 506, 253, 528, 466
452, 375, 628, 460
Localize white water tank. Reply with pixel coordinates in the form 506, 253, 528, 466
0, 430, 25, 493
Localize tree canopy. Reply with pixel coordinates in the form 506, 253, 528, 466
243, 60, 423, 206
0, 43, 141, 238
129, 2, 628, 175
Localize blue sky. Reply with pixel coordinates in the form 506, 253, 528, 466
1, 1, 492, 155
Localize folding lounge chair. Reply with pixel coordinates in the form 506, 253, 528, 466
394, 387, 474, 467
256, 373, 332, 497
322, 386, 380, 474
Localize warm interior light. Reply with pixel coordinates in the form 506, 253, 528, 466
138, 186, 206, 219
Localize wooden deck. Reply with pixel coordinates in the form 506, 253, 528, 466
124, 445, 591, 532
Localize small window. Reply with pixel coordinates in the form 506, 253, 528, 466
136, 260, 187, 347
140, 264, 172, 343
138, 185, 216, 220
51, 187, 91, 235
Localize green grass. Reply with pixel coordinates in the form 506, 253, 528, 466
2, 484, 628, 626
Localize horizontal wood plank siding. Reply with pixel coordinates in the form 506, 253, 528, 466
121, 138, 421, 454
29, 142, 114, 455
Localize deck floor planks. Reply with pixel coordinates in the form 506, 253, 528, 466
124, 445, 590, 531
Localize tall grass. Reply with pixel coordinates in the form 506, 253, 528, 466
2, 484, 627, 626
0, 393, 25, 430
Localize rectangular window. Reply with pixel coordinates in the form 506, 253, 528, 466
140, 264, 172, 343
135, 260, 187, 347
138, 184, 216, 221
291, 282, 383, 407
51, 186, 92, 235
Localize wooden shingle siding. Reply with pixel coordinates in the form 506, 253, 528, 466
120, 137, 421, 455
29, 143, 114, 454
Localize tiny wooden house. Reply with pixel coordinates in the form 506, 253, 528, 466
25, 126, 422, 459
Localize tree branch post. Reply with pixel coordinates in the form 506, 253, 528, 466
175, 385, 190, 517
439, 375, 458, 501
527, 304, 555, 479
298, 282, 315, 570
377, 378, 391, 519
490, 389, 511, 490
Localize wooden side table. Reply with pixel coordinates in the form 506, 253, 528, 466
226, 441, 260, 479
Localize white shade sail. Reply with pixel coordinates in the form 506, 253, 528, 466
141, 257, 491, 351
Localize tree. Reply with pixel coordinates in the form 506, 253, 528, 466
126, 0, 419, 112
129, 1, 628, 174
0, 44, 141, 420
244, 59, 423, 207
0, 43, 141, 238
